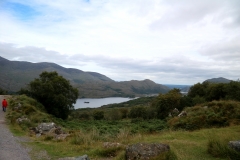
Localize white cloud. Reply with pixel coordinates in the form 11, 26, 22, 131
0, 0, 240, 84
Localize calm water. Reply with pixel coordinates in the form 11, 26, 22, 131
74, 97, 136, 109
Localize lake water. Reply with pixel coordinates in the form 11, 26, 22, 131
74, 97, 136, 109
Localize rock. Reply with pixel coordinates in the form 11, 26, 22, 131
32, 122, 67, 139
36, 133, 41, 138
203, 106, 208, 109
75, 155, 90, 160
58, 155, 90, 160
16, 116, 29, 124
48, 127, 64, 135
36, 122, 56, 134
229, 141, 240, 152
55, 134, 70, 141
178, 111, 187, 117
14, 103, 22, 110
103, 142, 125, 148
126, 143, 170, 160
58, 157, 75, 160
172, 108, 179, 117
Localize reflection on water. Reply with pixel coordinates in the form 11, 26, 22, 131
74, 97, 136, 109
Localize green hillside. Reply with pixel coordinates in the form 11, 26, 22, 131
0, 56, 169, 97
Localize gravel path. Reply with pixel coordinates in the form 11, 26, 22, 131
0, 95, 31, 160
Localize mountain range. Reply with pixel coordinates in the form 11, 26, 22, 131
0, 56, 169, 97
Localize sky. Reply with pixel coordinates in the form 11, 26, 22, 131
0, 0, 240, 85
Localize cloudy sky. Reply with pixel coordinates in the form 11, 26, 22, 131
0, 0, 240, 85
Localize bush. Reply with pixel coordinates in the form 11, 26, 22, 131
93, 110, 105, 120
129, 106, 147, 119
168, 101, 240, 130
105, 109, 122, 120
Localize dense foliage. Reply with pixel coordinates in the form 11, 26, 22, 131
151, 89, 191, 119
188, 81, 240, 103
20, 71, 79, 119
168, 100, 240, 130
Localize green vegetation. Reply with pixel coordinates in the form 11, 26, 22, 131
168, 100, 240, 130
188, 81, 240, 103
207, 135, 240, 159
5, 93, 240, 160
5, 79, 240, 159
19, 71, 79, 119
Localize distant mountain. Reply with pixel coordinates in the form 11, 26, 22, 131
0, 56, 170, 97
203, 77, 232, 83
163, 84, 191, 93
77, 79, 170, 98
0, 56, 113, 92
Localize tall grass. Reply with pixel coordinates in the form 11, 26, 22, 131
207, 133, 240, 159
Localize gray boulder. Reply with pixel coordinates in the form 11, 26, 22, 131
16, 116, 29, 124
55, 134, 70, 141
178, 111, 187, 117
229, 141, 240, 152
103, 142, 125, 148
14, 103, 22, 110
58, 155, 90, 160
172, 108, 179, 117
36, 122, 56, 134
126, 143, 170, 160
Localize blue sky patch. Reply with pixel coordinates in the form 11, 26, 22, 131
2, 2, 40, 20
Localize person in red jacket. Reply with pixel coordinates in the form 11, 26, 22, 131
2, 99, 8, 112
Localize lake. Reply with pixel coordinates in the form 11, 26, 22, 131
74, 97, 136, 109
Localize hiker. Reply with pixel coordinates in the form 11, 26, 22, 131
2, 99, 8, 112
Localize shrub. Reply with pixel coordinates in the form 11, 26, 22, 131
93, 110, 105, 120
129, 106, 147, 119
168, 101, 240, 130
105, 109, 122, 120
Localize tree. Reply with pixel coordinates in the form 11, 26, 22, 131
188, 82, 209, 98
151, 89, 182, 119
205, 83, 227, 101
26, 71, 79, 119
224, 81, 240, 101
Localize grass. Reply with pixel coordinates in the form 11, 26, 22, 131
6, 95, 240, 160
14, 125, 240, 160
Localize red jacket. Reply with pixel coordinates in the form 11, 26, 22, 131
2, 99, 8, 107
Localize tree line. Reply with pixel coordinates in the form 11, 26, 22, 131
12, 71, 240, 120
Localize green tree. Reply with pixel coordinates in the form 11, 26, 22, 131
206, 83, 227, 101
26, 71, 79, 119
188, 82, 209, 98
224, 81, 240, 101
151, 89, 182, 119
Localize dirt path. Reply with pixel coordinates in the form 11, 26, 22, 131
0, 95, 31, 160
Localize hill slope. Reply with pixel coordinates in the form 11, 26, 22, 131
204, 77, 232, 83
0, 56, 169, 97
